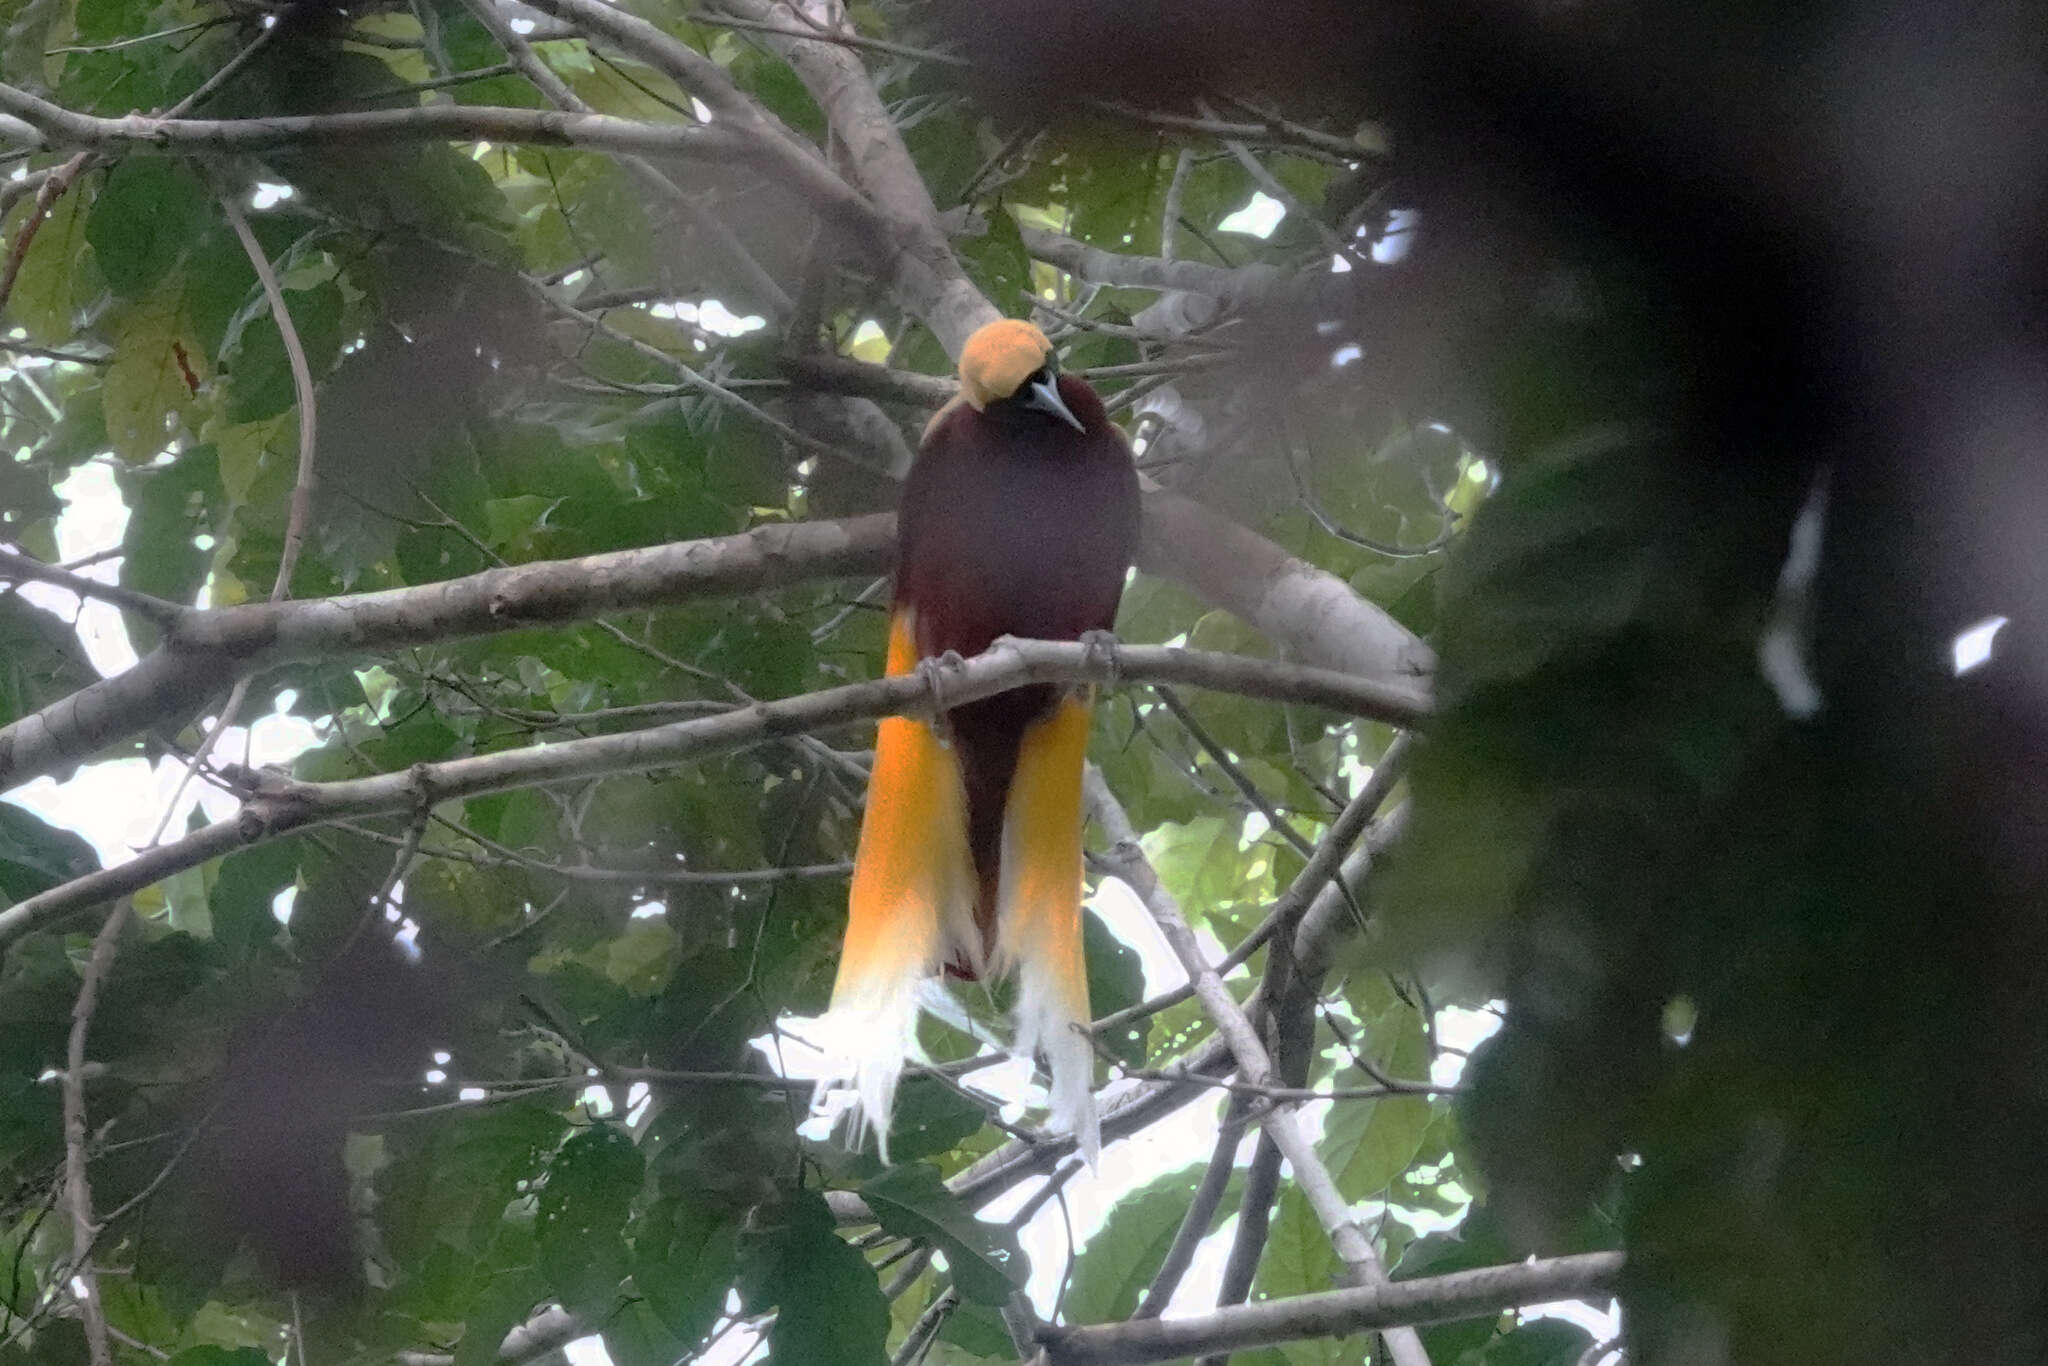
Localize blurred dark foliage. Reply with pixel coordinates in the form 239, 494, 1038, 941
140, 927, 476, 1293
940, 1, 2048, 1362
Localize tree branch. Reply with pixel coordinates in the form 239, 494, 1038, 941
1085, 774, 1433, 1366
0, 548, 183, 626
63, 903, 128, 1366
1134, 1095, 1250, 1318
1138, 488, 1437, 682
0, 639, 1426, 949
0, 82, 750, 160
457, 0, 795, 318
507, 0, 886, 250
1022, 224, 1289, 302
1043, 1252, 1625, 1364
0, 514, 896, 789
706, 0, 995, 354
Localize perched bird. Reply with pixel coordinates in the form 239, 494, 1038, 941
824, 319, 1141, 1161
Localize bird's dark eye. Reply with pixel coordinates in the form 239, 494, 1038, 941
1025, 367, 1051, 389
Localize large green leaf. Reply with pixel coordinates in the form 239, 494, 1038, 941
86, 156, 215, 299
0, 595, 98, 738
1083, 905, 1148, 1065
1064, 1161, 1237, 1325
221, 277, 346, 424
632, 1198, 739, 1348
860, 1162, 1029, 1306
1252, 1188, 1347, 1366
102, 286, 201, 464
1322, 995, 1437, 1201
742, 1190, 890, 1366
7, 187, 90, 343
535, 1123, 644, 1310
0, 802, 97, 906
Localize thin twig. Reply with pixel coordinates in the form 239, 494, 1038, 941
141, 186, 323, 848
167, 22, 284, 116
45, 17, 235, 54
1135, 1094, 1250, 1318
63, 903, 129, 1366
0, 150, 88, 320
1198, 1130, 1283, 1366
890, 1286, 960, 1366
687, 8, 968, 68
1154, 683, 1316, 860
458, 0, 793, 317
1088, 733, 1413, 1034
220, 193, 318, 602
1086, 99, 1367, 160
1085, 772, 1433, 1366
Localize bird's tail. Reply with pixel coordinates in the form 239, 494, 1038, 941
993, 694, 1100, 1164
820, 613, 977, 1161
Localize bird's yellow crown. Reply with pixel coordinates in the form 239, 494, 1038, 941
958, 319, 1054, 410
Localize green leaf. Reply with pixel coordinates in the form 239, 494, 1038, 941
1253, 1188, 1342, 1338
1083, 906, 1148, 1066
604, 919, 679, 996
86, 157, 214, 299
0, 802, 98, 905
118, 443, 221, 618
1393, 1203, 1521, 1363
454, 1268, 548, 1366
484, 494, 558, 553
959, 209, 1033, 312
1143, 814, 1251, 920
632, 1199, 739, 1348
935, 1298, 1014, 1357
221, 278, 345, 424
159, 858, 212, 938
103, 288, 200, 464
1064, 1161, 1235, 1325
536, 1124, 644, 1310
1322, 1003, 1436, 1202
165, 1350, 270, 1366
1481, 1318, 1595, 1366
743, 1190, 889, 1366
880, 1075, 989, 1165
8, 188, 89, 343
859, 1163, 1028, 1305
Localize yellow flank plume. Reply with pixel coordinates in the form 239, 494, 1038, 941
993, 694, 1100, 1163
958, 318, 1055, 410
821, 611, 975, 1161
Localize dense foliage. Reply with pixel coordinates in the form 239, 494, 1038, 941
0, 4, 1512, 1364
5, 3, 2043, 1366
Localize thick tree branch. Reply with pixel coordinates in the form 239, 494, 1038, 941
708, 0, 995, 353
0, 515, 895, 788
1022, 224, 1289, 302
508, 0, 887, 250
1139, 489, 1437, 681
0, 639, 1426, 949
1043, 1252, 1625, 1364
459, 0, 795, 318
780, 352, 953, 407
0, 82, 750, 160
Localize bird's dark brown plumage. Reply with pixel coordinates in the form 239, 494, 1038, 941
894, 373, 1141, 954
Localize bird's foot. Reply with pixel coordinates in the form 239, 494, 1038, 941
916, 649, 968, 738
1078, 629, 1122, 691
